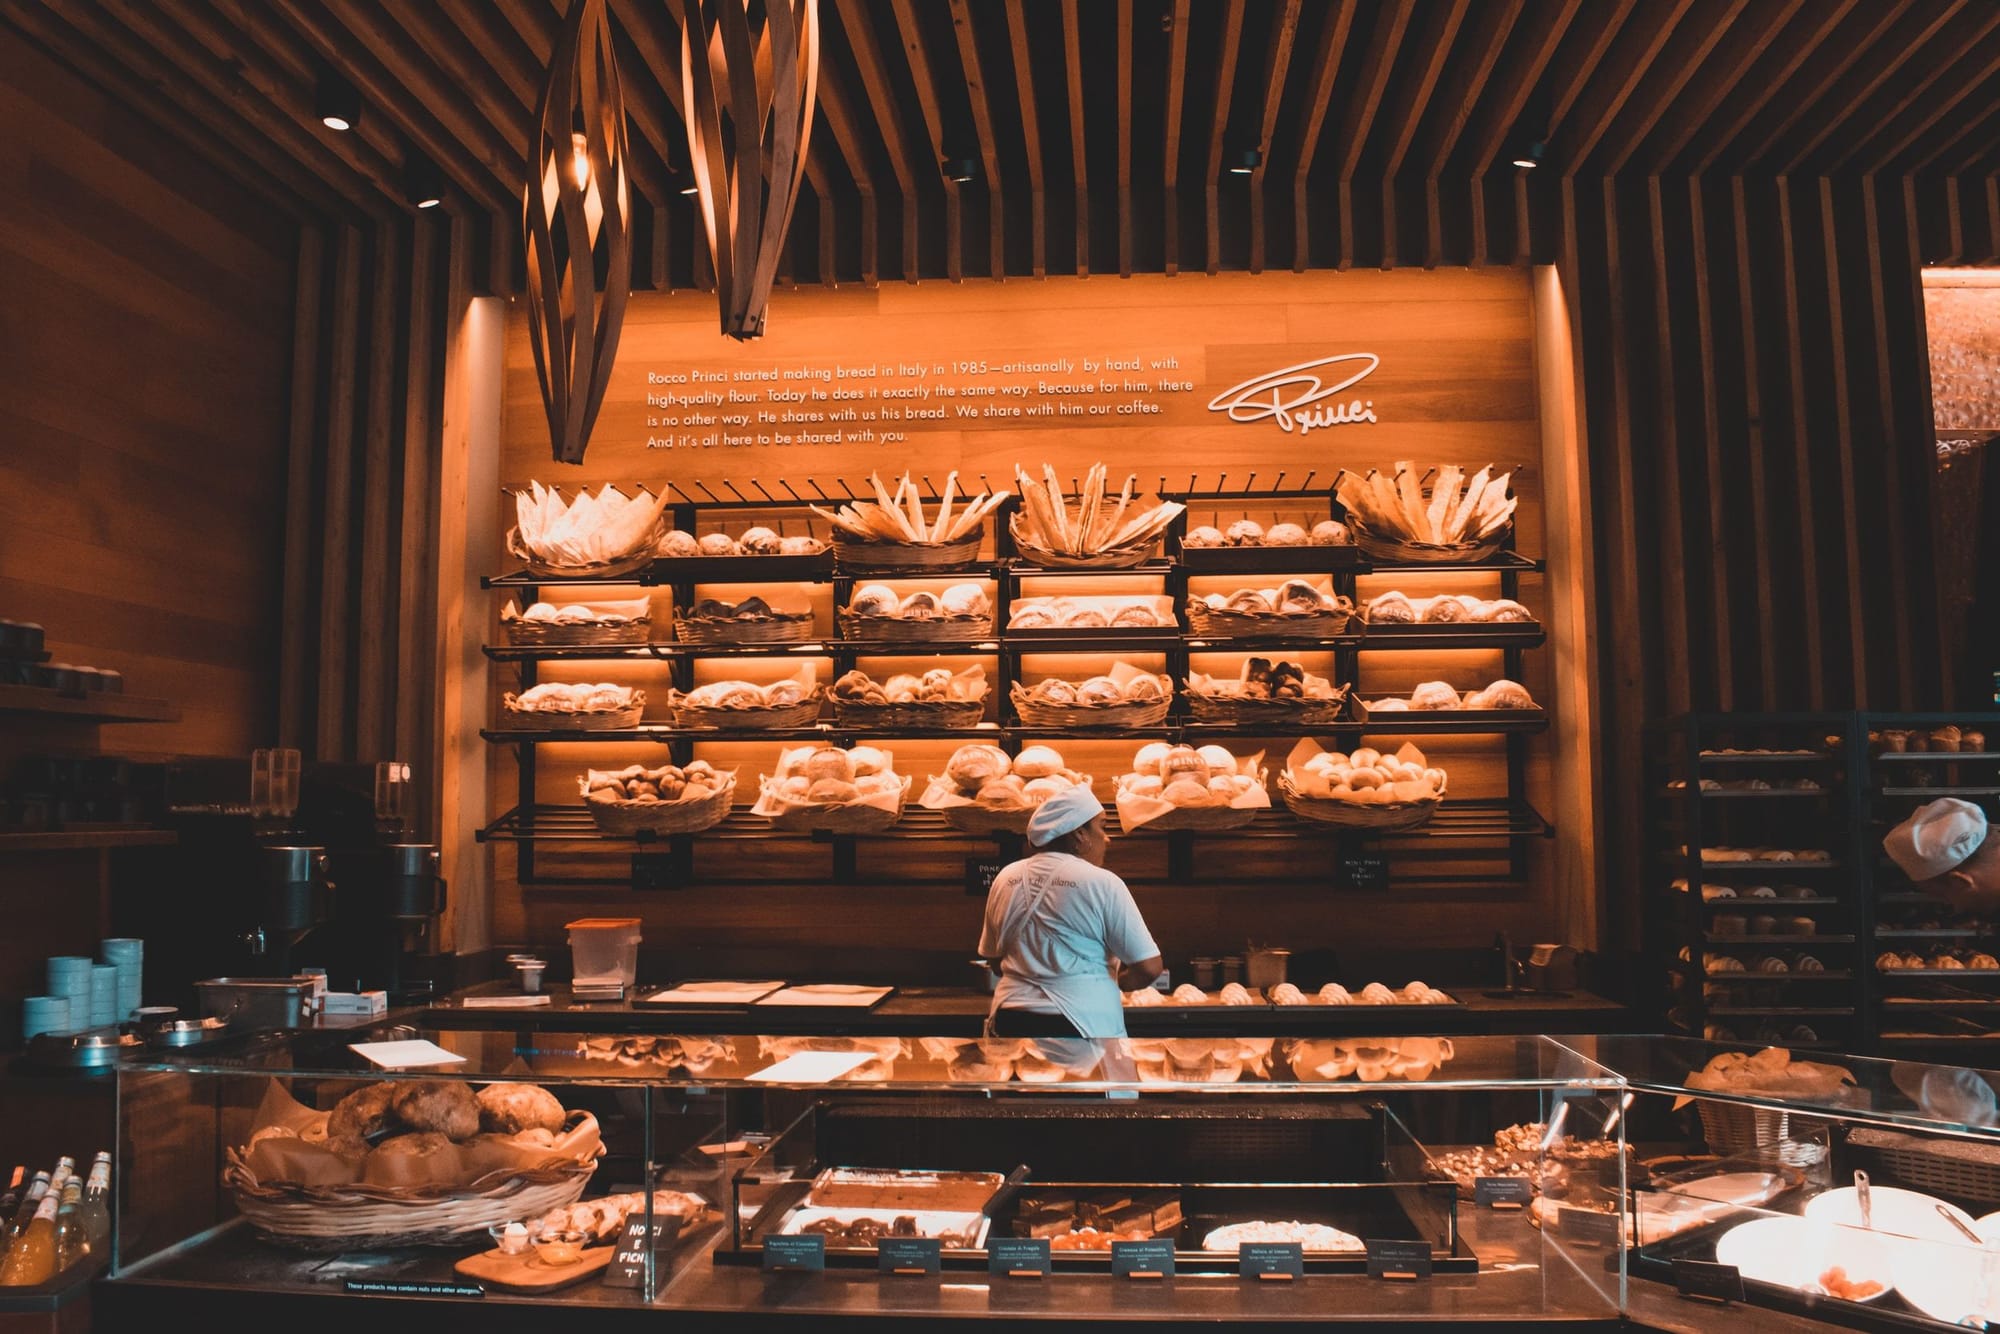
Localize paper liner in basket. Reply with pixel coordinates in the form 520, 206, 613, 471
752, 746, 908, 818
509, 481, 670, 568
1283, 738, 1447, 804
919, 766, 1094, 815
502, 595, 652, 626
1114, 750, 1270, 831
1185, 664, 1343, 702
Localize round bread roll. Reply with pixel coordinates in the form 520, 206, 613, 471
854, 772, 902, 797
328, 1081, 399, 1146
1111, 603, 1161, 627
1410, 681, 1462, 710
1133, 741, 1174, 776
850, 583, 900, 616
782, 775, 811, 798
779, 534, 821, 555
1310, 520, 1351, 546
803, 748, 855, 784
658, 529, 701, 557
1196, 744, 1236, 776
1061, 604, 1109, 628
1010, 602, 1058, 629
1184, 525, 1225, 548
1125, 774, 1164, 798
1161, 746, 1207, 778
739, 526, 781, 554
1030, 677, 1077, 705
1266, 522, 1309, 546
476, 1083, 566, 1135
975, 777, 1032, 809
884, 673, 922, 702
698, 532, 740, 556
1012, 745, 1065, 779
1076, 676, 1122, 705
1160, 777, 1214, 807
899, 590, 942, 619
940, 583, 989, 618
391, 1080, 482, 1141
1225, 519, 1265, 545
946, 744, 1011, 790
847, 745, 891, 777
1022, 776, 1072, 803
1121, 674, 1165, 701
361, 1132, 464, 1188
806, 778, 860, 803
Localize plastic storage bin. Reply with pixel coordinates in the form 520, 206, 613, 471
565, 917, 641, 986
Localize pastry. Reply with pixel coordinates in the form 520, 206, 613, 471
1160, 777, 1214, 806
327, 1081, 399, 1149
1033, 678, 1078, 705
1184, 525, 1224, 548
1120, 674, 1165, 701
850, 584, 900, 616
975, 777, 1032, 809
698, 532, 740, 556
1476, 598, 1532, 622
1265, 522, 1309, 546
1133, 742, 1174, 775
1269, 983, 1307, 1005
1012, 745, 1065, 779
739, 526, 781, 554
804, 748, 856, 784
940, 583, 989, 618
946, 744, 1011, 790
779, 534, 821, 555
1010, 464, 1184, 557
1469, 679, 1536, 709
1367, 591, 1417, 623
1075, 676, 1122, 705
1111, 602, 1161, 627
1335, 463, 1516, 547
1224, 588, 1272, 614
1009, 603, 1058, 629
390, 1081, 481, 1140
1171, 984, 1208, 1004
1420, 596, 1469, 623
1970, 954, 2000, 970
1310, 520, 1351, 545
1217, 983, 1255, 1005
658, 529, 701, 558
1225, 519, 1265, 545
475, 1083, 566, 1135
764, 680, 808, 707
1317, 984, 1352, 1004
899, 590, 941, 619
1060, 604, 1109, 628
1409, 681, 1462, 710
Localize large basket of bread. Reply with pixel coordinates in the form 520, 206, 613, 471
753, 745, 910, 833
1113, 743, 1270, 832
500, 597, 653, 647
580, 762, 736, 836
1184, 658, 1350, 724
506, 481, 668, 579
668, 671, 823, 730
499, 682, 644, 731
831, 666, 988, 729
838, 582, 995, 642
674, 595, 816, 645
1007, 463, 1182, 569
1335, 462, 1515, 564
817, 471, 1004, 572
1185, 580, 1355, 639
920, 743, 1094, 835
1279, 739, 1446, 831
1011, 662, 1171, 729
1006, 594, 1176, 634
223, 1078, 602, 1250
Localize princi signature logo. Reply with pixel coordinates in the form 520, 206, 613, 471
1206, 353, 1380, 434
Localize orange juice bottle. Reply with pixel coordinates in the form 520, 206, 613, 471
0, 1193, 57, 1285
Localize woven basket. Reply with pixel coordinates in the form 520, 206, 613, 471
763, 776, 911, 834
674, 613, 816, 645
498, 696, 645, 732
1184, 690, 1351, 726
1349, 521, 1509, 566
833, 535, 984, 572
832, 696, 987, 730
501, 618, 652, 648
668, 691, 823, 731
1696, 1101, 1833, 1166
584, 779, 735, 836
505, 528, 657, 580
224, 1117, 600, 1251
1120, 799, 1266, 833
836, 609, 996, 643
937, 802, 1037, 836
1278, 773, 1440, 830
1008, 519, 1161, 570
1186, 601, 1355, 639
1011, 684, 1171, 729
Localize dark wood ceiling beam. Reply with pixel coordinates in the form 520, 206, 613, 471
1641, 0, 1807, 173
1539, 0, 1633, 150
1288, 0, 1358, 272
1007, 0, 1050, 278
441, 2, 544, 105
1848, 26, 2000, 176
1934, 102, 2000, 178
1201, 0, 1247, 276
1462, 0, 1582, 175
814, 54, 883, 286
1159, 0, 1190, 276
891, 0, 962, 281
1682, 0, 1857, 173
1550, 0, 1694, 175
375, 1, 536, 161
1061, 0, 1089, 277
1117, 0, 1134, 277
1332, 0, 1413, 269
1418, 0, 1523, 181
598, 23, 687, 204
837, 0, 923, 281
493, 0, 554, 65
0, 0, 316, 220
1247, 0, 1302, 274
1376, 0, 1468, 267
948, 0, 1007, 280
208, 0, 407, 167
1596, 0, 1751, 175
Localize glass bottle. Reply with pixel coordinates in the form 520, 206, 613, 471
0, 1168, 23, 1258
52, 1182, 84, 1272
0, 1193, 57, 1285
3, 1173, 49, 1250
78, 1160, 110, 1256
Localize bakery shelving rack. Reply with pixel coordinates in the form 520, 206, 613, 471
481, 476, 1553, 888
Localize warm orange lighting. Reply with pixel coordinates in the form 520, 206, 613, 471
571, 132, 590, 190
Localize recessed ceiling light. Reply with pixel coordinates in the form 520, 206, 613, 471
316, 73, 360, 133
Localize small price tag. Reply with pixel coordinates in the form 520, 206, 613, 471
602, 1214, 686, 1288
1365, 1239, 1433, 1281
965, 857, 1006, 896
1338, 853, 1390, 890
1474, 1177, 1534, 1209
1237, 1242, 1304, 1281
987, 1237, 1052, 1278
877, 1237, 942, 1275
1556, 1207, 1622, 1248
762, 1234, 827, 1271
1110, 1238, 1175, 1279
1672, 1259, 1745, 1305
344, 1280, 484, 1298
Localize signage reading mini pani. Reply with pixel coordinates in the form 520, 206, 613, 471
1206, 353, 1380, 435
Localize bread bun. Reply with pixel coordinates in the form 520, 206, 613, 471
806, 778, 860, 803
659, 529, 701, 557
1111, 602, 1161, 627
1022, 776, 1072, 803
899, 590, 942, 619
883, 673, 922, 702
739, 526, 781, 554
762, 680, 807, 707
1184, 525, 1225, 548
1266, 522, 1309, 546
1161, 746, 1207, 778
1225, 519, 1265, 545
1410, 681, 1462, 710
780, 534, 821, 555
940, 583, 989, 618
1366, 591, 1416, 623
1133, 742, 1174, 776
1160, 777, 1214, 807
975, 777, 1032, 810
850, 584, 900, 616
698, 532, 739, 555
1012, 745, 1065, 779
1196, 744, 1236, 776
476, 1083, 566, 1135
1076, 676, 1122, 705
1060, 603, 1109, 628
1419, 595, 1469, 623
854, 772, 902, 797
1031, 677, 1077, 704
1125, 774, 1164, 798
328, 1082, 399, 1145
1010, 602, 1058, 628
847, 745, 891, 777
1120, 674, 1165, 701
1310, 520, 1350, 546
391, 1081, 482, 1141
947, 744, 1011, 790
804, 748, 855, 783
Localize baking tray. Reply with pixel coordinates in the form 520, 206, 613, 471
1352, 700, 1548, 728
1178, 546, 1369, 575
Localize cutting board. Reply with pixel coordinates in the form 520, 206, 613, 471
453, 1244, 615, 1292
640, 980, 785, 1007
755, 984, 895, 1008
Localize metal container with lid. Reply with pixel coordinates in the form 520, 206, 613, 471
25, 1029, 139, 1071
195, 976, 316, 1029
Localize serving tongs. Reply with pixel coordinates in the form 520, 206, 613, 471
1856, 1170, 1872, 1230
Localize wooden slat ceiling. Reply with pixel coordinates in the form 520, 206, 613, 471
9, 0, 2000, 283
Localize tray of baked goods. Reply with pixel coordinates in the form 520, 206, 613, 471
1356, 590, 1544, 644
1351, 679, 1546, 730
1177, 517, 1368, 573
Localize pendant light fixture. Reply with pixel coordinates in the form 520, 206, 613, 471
522, 0, 632, 465
680, 0, 821, 340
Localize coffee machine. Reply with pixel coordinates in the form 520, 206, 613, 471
323, 841, 447, 1002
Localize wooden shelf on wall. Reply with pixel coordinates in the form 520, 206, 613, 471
0, 829, 177, 852
0, 684, 180, 724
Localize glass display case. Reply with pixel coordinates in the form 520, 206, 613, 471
96, 1028, 1630, 1324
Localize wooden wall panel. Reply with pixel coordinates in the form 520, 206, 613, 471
0, 27, 293, 760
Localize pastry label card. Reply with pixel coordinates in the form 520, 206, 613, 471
762, 1234, 826, 1271
1337, 852, 1390, 890
1238, 1242, 1305, 1280
348, 1039, 467, 1069
1365, 1239, 1432, 1280
1555, 1207, 1621, 1248
877, 1237, 942, 1275
1110, 1238, 1175, 1279
1672, 1259, 1744, 1305
965, 857, 1007, 897
1474, 1177, 1533, 1208
987, 1237, 1051, 1277
604, 1214, 686, 1288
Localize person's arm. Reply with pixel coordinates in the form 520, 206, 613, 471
1117, 955, 1164, 991
1101, 875, 1162, 992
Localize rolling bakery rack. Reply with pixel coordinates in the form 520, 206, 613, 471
478, 474, 1554, 891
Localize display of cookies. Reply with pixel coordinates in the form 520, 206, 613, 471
1364, 591, 1532, 624
657, 525, 824, 557
1363, 678, 1537, 712
1007, 594, 1174, 630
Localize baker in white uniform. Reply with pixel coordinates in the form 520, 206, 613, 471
1885, 798, 2000, 909
977, 784, 1162, 1039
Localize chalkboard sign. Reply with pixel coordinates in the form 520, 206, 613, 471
1672, 1259, 1745, 1305
965, 857, 1007, 896
1365, 1239, 1432, 1280
1338, 853, 1390, 890
603, 1214, 686, 1288
1238, 1242, 1305, 1280
762, 1234, 827, 1271
631, 851, 678, 891
877, 1237, 943, 1275
1474, 1177, 1533, 1208
1110, 1238, 1175, 1279
1556, 1207, 1622, 1248
987, 1237, 1052, 1277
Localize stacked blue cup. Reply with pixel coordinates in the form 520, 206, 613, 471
20, 996, 69, 1041
88, 964, 118, 1028
100, 938, 143, 1020
45, 956, 92, 1035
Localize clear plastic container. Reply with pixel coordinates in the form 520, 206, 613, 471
565, 917, 641, 986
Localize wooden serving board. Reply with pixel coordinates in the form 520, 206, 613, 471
454, 1244, 616, 1292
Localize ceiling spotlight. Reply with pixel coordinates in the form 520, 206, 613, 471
941, 154, 977, 183
315, 72, 360, 133
1511, 139, 1547, 170
402, 154, 444, 209
666, 165, 700, 197
1226, 145, 1263, 174
940, 127, 979, 184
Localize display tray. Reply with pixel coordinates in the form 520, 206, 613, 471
1177, 545, 1369, 574
637, 980, 787, 1007
1351, 700, 1549, 730
1357, 618, 1545, 646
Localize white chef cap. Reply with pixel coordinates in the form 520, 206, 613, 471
1884, 798, 1989, 881
1027, 784, 1104, 846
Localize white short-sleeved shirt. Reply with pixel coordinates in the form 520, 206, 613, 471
978, 851, 1158, 1038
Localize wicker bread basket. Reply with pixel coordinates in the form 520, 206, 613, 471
674, 612, 816, 645
1008, 518, 1161, 571
833, 696, 987, 730
667, 690, 823, 731
836, 608, 995, 643
1183, 689, 1350, 726
1278, 773, 1440, 831
1186, 599, 1355, 640
1123, 801, 1264, 832
1011, 682, 1171, 730
761, 774, 911, 834
1348, 521, 1509, 566
501, 617, 651, 648
1695, 1101, 1833, 1165
498, 694, 645, 732
833, 535, 984, 572
582, 776, 736, 836
505, 528, 658, 580
224, 1113, 602, 1251
937, 802, 1039, 836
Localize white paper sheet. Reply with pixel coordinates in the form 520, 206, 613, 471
349, 1039, 469, 1069
748, 1051, 878, 1083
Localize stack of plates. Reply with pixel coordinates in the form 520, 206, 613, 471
20, 996, 70, 1041
87, 964, 118, 1028
100, 937, 143, 1020
45, 956, 93, 1035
